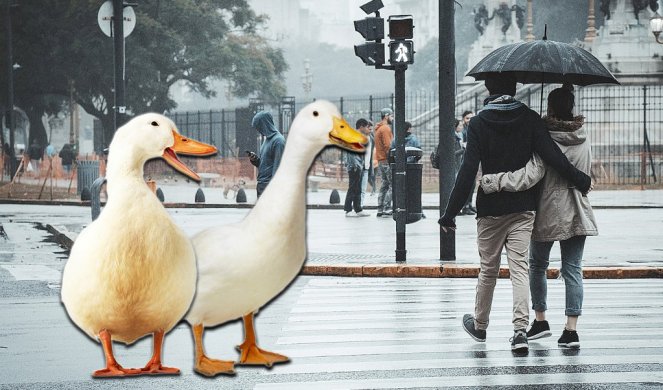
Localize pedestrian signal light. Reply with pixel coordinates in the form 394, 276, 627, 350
388, 15, 414, 40
354, 43, 385, 66
389, 40, 414, 65
354, 17, 384, 41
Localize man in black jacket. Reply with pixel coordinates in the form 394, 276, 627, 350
438, 74, 591, 353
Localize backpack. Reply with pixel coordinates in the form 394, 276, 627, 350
430, 144, 440, 169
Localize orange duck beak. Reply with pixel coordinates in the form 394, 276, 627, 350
162, 130, 217, 181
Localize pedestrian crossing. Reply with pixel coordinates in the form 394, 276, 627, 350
255, 277, 663, 389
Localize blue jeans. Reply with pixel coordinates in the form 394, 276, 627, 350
529, 235, 586, 317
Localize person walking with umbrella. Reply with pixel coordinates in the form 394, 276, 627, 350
479, 84, 598, 349
438, 74, 592, 353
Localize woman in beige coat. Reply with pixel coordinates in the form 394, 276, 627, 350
481, 85, 598, 349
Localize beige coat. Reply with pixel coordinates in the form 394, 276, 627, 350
480, 116, 598, 242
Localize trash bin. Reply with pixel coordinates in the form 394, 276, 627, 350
77, 160, 100, 196
389, 147, 423, 224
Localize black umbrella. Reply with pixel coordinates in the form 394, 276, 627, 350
466, 37, 619, 87
467, 30, 619, 114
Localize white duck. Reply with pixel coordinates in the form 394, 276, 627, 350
185, 100, 367, 376
61, 113, 217, 377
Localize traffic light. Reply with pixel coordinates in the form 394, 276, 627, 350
389, 40, 414, 65
388, 15, 414, 39
354, 43, 385, 66
354, 17, 384, 41
388, 15, 414, 65
354, 0, 385, 67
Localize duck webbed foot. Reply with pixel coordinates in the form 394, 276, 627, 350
140, 330, 180, 376
93, 364, 141, 378
192, 323, 236, 377
236, 313, 290, 367
195, 355, 236, 377
93, 329, 141, 378
236, 342, 290, 367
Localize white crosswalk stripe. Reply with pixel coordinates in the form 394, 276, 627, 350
256, 278, 663, 389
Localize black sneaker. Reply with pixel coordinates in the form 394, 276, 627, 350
527, 319, 552, 340
511, 329, 528, 352
462, 314, 486, 342
558, 329, 580, 348
376, 212, 383, 217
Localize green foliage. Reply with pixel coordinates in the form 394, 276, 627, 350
1, 0, 287, 146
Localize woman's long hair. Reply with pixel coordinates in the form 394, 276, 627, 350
547, 85, 575, 121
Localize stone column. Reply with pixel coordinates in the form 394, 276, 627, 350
584, 0, 597, 43
526, 0, 535, 41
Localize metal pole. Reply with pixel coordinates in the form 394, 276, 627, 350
642, 85, 647, 189
112, 0, 125, 134
439, 0, 456, 260
5, 0, 17, 176
394, 65, 407, 262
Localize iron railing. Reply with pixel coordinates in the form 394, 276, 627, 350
168, 84, 663, 187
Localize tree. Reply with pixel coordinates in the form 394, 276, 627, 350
1, 0, 287, 148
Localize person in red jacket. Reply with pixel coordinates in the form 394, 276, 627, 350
374, 108, 394, 218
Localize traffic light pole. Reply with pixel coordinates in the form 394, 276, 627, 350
112, 0, 125, 135
393, 64, 407, 262
439, 1, 456, 260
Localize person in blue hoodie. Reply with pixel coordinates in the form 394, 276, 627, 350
248, 111, 286, 198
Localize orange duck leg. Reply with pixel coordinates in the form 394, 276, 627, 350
236, 313, 289, 367
192, 324, 236, 377
92, 330, 141, 378
140, 330, 180, 375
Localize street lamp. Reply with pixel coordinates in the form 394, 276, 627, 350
651, 12, 663, 44
301, 59, 313, 99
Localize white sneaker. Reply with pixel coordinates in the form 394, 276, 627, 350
356, 211, 371, 217
345, 211, 357, 217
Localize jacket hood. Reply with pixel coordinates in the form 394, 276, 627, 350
476, 95, 529, 128
252, 111, 279, 138
545, 116, 586, 146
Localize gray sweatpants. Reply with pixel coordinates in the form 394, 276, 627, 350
474, 211, 535, 331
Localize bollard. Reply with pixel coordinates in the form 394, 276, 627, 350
81, 187, 92, 201
156, 188, 165, 202
195, 188, 206, 203
330, 189, 341, 204
236, 188, 247, 203
90, 177, 107, 221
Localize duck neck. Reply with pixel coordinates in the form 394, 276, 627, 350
105, 145, 151, 198
248, 137, 321, 223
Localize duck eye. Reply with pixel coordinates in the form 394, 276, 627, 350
151, 121, 159, 126
313, 111, 319, 117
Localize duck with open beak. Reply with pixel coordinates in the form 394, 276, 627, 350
162, 130, 218, 181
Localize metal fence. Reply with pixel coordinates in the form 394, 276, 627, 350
168, 84, 663, 187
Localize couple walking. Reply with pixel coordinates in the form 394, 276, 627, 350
439, 75, 598, 353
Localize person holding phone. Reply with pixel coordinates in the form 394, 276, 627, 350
249, 111, 285, 198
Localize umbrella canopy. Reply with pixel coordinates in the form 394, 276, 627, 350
466, 39, 619, 86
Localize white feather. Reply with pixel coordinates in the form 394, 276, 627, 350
61, 113, 197, 344
185, 101, 346, 327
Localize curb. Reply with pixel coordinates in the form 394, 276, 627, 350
301, 264, 663, 279
46, 224, 663, 280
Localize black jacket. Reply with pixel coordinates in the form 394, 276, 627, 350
439, 95, 591, 227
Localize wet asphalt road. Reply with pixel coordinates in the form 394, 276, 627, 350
1, 208, 663, 389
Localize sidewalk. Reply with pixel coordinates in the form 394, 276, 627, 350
2, 186, 661, 279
